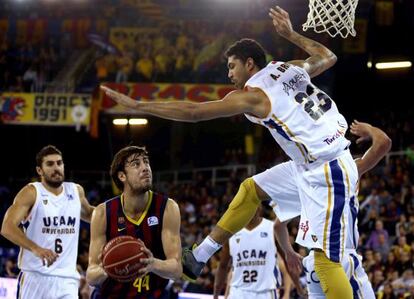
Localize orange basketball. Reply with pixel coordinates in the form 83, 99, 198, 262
102, 236, 147, 282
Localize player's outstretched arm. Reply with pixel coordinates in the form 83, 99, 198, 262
351, 120, 392, 177
1, 185, 58, 266
76, 184, 95, 223
138, 199, 182, 280
213, 242, 231, 299
269, 6, 337, 78
86, 204, 108, 286
101, 86, 269, 122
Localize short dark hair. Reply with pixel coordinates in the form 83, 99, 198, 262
225, 38, 267, 69
36, 145, 62, 167
110, 146, 149, 190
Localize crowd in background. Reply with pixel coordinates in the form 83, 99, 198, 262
1, 146, 414, 298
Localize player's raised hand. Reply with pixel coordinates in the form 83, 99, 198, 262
269, 6, 294, 38
350, 120, 373, 144
101, 86, 138, 110
33, 246, 58, 267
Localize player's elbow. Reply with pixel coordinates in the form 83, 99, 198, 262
1, 221, 13, 240
381, 135, 392, 153
325, 52, 337, 68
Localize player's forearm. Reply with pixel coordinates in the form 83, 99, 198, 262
274, 220, 294, 254
358, 127, 392, 175
151, 258, 182, 280
286, 31, 336, 62
86, 264, 108, 286
136, 101, 202, 122
213, 266, 228, 296
1, 223, 40, 252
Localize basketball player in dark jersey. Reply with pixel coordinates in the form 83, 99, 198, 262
86, 146, 182, 299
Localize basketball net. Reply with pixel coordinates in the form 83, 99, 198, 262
303, 0, 359, 38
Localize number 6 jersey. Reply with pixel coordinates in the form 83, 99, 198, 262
244, 61, 350, 165
19, 182, 81, 280
229, 218, 279, 292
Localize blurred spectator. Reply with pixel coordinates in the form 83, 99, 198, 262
366, 220, 390, 250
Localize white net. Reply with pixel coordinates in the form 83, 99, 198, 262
303, 0, 359, 38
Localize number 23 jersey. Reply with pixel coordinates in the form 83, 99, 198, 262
229, 218, 279, 292
244, 61, 350, 165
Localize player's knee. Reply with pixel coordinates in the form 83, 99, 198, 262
229, 178, 260, 209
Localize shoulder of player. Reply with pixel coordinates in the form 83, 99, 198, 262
14, 184, 37, 206
73, 183, 86, 196
93, 203, 106, 218
165, 198, 180, 215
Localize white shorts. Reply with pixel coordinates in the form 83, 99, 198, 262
303, 250, 375, 299
228, 286, 278, 299
253, 149, 358, 262
17, 271, 79, 299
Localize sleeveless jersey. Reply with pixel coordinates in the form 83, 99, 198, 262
18, 182, 81, 280
244, 61, 350, 165
229, 218, 278, 292
99, 191, 168, 299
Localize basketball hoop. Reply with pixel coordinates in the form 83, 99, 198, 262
303, 0, 359, 38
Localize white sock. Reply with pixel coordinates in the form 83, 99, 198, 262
193, 236, 222, 263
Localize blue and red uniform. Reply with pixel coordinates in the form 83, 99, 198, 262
93, 191, 169, 299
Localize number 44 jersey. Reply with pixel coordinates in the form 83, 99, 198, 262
244, 61, 350, 165
229, 218, 279, 292
19, 182, 81, 280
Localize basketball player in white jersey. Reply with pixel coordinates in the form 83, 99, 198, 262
273, 121, 392, 299
213, 205, 292, 299
1, 145, 95, 299
102, 6, 357, 299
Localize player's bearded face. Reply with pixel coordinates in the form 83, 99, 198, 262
227, 56, 250, 90
124, 154, 152, 193
38, 155, 65, 188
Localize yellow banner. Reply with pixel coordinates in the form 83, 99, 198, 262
0, 93, 91, 126
100, 82, 234, 114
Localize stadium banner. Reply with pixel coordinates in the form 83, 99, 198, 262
0, 93, 91, 127
0, 18, 108, 47
100, 82, 234, 114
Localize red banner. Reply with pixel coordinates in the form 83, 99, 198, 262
100, 82, 234, 114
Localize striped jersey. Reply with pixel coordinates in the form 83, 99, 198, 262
229, 218, 279, 292
244, 61, 350, 165
98, 191, 169, 299
19, 182, 81, 280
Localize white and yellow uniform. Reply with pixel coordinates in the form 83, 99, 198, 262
228, 218, 280, 299
17, 182, 81, 299
247, 61, 358, 262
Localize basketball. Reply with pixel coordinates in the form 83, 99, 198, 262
102, 235, 148, 282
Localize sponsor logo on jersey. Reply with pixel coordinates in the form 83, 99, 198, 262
236, 238, 240, 243
282, 73, 306, 95
43, 199, 48, 205
117, 227, 126, 232
260, 232, 268, 238
312, 235, 318, 242
67, 194, 73, 200
323, 127, 346, 145
300, 220, 309, 240
147, 216, 159, 226
43, 216, 76, 227
118, 216, 125, 225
